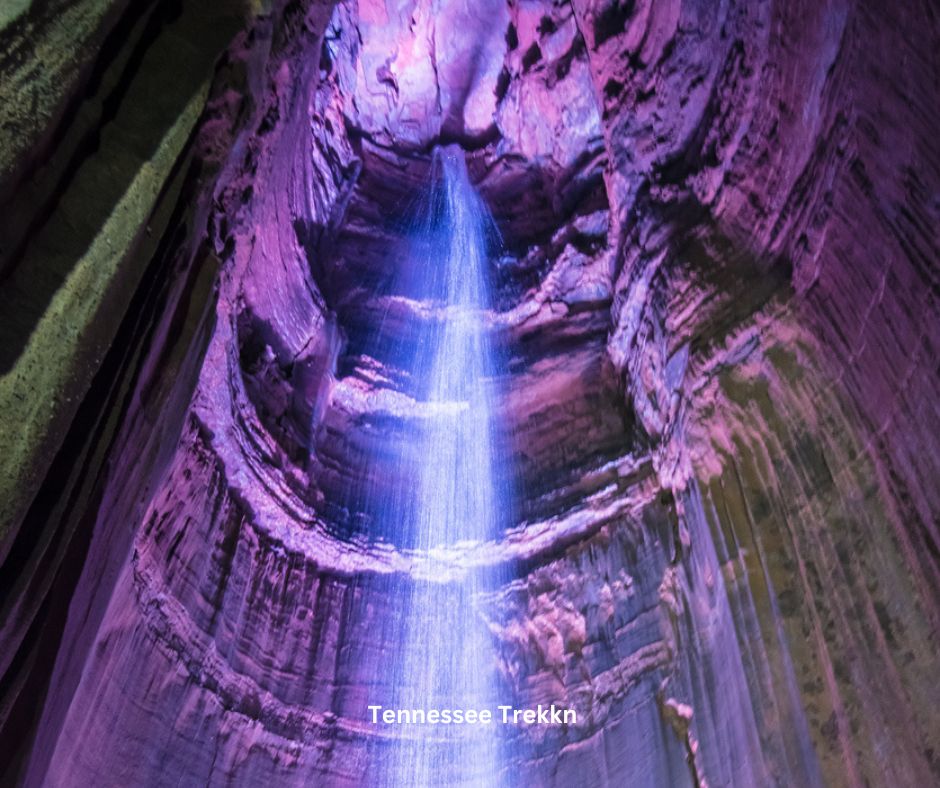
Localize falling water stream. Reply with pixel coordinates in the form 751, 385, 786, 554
361, 146, 824, 788
380, 146, 506, 786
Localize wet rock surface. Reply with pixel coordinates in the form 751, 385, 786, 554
0, 0, 938, 786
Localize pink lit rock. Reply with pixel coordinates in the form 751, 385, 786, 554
0, 0, 938, 786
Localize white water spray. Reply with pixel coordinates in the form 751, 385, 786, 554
382, 146, 506, 786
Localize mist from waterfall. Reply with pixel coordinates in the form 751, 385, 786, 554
377, 146, 508, 786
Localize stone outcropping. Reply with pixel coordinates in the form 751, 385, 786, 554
0, 0, 938, 785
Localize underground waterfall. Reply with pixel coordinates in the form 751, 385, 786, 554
369, 146, 509, 785
2, 1, 940, 786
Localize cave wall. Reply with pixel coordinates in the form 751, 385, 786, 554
588, 0, 940, 781
0, 0, 937, 786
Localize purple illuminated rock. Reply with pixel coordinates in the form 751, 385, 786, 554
0, 0, 938, 786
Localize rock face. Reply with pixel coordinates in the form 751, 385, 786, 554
0, 0, 938, 786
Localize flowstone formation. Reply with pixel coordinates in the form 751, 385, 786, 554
0, 1, 938, 786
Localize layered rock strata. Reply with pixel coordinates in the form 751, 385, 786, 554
0, 0, 937, 786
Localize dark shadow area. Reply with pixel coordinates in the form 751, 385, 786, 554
0, 0, 244, 373
0, 151, 211, 787
0, 0, 159, 220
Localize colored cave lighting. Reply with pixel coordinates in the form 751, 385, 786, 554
375, 146, 509, 785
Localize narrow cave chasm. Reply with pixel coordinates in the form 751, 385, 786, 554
0, 1, 939, 787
